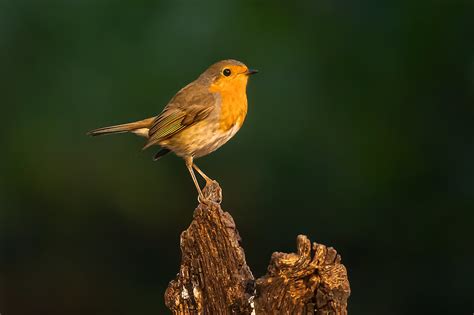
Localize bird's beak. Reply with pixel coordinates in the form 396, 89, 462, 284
245, 69, 259, 76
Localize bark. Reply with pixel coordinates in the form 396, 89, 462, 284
165, 181, 350, 314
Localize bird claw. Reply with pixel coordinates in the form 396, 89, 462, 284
198, 194, 212, 205
197, 181, 222, 205
202, 181, 222, 204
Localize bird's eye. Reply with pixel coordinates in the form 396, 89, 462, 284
223, 68, 231, 76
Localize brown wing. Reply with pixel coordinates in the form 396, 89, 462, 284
143, 83, 217, 149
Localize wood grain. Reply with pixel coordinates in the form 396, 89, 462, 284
165, 181, 350, 314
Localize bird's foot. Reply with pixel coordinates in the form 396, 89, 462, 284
200, 180, 222, 204
197, 194, 212, 205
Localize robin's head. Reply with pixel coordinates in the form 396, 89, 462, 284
200, 59, 258, 91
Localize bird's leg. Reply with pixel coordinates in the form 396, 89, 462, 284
192, 163, 214, 184
184, 157, 206, 202
193, 163, 222, 204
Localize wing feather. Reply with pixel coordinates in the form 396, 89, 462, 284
143, 83, 216, 149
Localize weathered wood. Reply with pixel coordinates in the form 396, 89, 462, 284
254, 235, 350, 315
165, 181, 350, 314
165, 181, 255, 314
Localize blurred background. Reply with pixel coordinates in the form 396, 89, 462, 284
1, 0, 473, 314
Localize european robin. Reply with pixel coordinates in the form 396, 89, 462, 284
88, 59, 257, 201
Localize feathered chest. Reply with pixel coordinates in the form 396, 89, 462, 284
215, 87, 248, 132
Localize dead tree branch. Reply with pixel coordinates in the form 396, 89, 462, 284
165, 181, 350, 314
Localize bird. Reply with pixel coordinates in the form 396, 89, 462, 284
88, 59, 257, 202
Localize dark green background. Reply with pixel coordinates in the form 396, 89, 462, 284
1, 0, 473, 314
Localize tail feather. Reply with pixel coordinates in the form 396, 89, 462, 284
87, 117, 155, 137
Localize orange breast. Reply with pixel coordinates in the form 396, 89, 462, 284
210, 83, 248, 132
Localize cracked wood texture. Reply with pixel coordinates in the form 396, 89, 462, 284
165, 181, 350, 314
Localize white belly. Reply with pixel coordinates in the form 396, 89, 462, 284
160, 118, 242, 158
191, 120, 242, 158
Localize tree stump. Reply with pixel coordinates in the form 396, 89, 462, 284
165, 181, 350, 314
